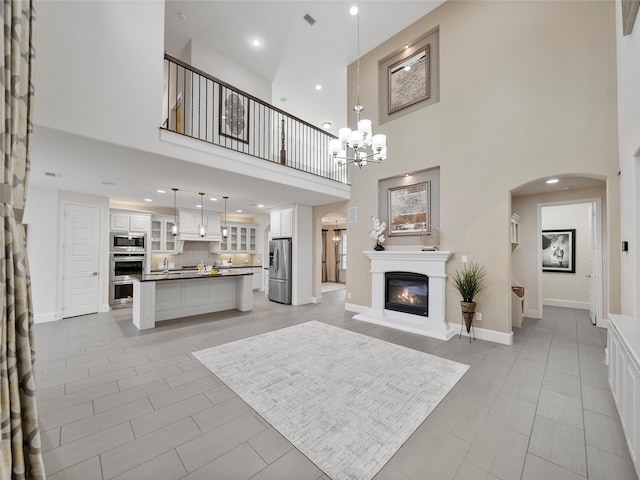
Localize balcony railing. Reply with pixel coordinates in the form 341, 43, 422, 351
162, 54, 349, 185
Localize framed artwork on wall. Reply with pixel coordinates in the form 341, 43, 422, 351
387, 45, 431, 115
542, 229, 576, 273
219, 85, 250, 143
387, 182, 430, 236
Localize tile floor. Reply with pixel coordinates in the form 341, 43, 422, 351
34, 292, 637, 479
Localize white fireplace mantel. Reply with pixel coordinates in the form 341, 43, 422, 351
353, 250, 457, 340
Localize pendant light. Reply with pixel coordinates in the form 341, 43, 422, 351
328, 0, 387, 168
198, 192, 206, 238
222, 196, 228, 238
332, 220, 341, 245
171, 188, 179, 236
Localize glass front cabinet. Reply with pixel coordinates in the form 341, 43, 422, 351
219, 222, 258, 253
151, 215, 178, 253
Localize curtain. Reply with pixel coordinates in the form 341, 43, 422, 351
1, 1, 45, 479
321, 230, 327, 283
334, 231, 340, 283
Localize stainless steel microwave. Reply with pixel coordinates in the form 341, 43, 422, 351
110, 232, 147, 252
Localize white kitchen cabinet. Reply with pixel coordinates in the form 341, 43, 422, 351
110, 212, 150, 233
252, 268, 262, 289
271, 208, 293, 238
607, 314, 640, 473
178, 210, 221, 241
219, 222, 258, 253
151, 215, 178, 253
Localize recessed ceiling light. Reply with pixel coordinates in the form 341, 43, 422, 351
209, 197, 217, 201
546, 178, 559, 184
257, 204, 264, 208
315, 84, 322, 91
236, 209, 243, 213
196, 204, 202, 208
280, 97, 287, 103
177, 11, 186, 20
404, 65, 411, 72
349, 6, 358, 15
144, 198, 152, 202
250, 36, 262, 47
44, 171, 61, 178
157, 189, 166, 194
321, 122, 332, 129
100, 181, 116, 185
404, 44, 410, 49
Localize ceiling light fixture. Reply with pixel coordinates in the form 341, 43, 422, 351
209, 197, 217, 201
172, 188, 179, 236
236, 209, 243, 213
144, 198, 152, 202
349, 5, 358, 15
222, 196, 229, 238
332, 220, 341, 245
322, 122, 332, 129
329, 1, 387, 169
157, 189, 166, 194
257, 204, 264, 208
198, 193, 206, 238
315, 84, 322, 91
250, 36, 262, 47
546, 178, 559, 184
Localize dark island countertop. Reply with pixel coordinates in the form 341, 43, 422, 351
133, 270, 253, 282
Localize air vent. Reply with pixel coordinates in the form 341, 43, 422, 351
44, 171, 61, 178
303, 13, 316, 26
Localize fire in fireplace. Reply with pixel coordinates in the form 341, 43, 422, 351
385, 271, 429, 316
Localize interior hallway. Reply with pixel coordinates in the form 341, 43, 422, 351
33, 293, 636, 479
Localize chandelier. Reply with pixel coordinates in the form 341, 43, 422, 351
329, 1, 387, 168
332, 220, 341, 245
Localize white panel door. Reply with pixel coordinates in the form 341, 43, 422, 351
63, 204, 101, 318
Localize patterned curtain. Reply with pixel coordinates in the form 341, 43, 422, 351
321, 230, 327, 283
0, 2, 45, 479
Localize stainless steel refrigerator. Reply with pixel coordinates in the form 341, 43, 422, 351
269, 238, 292, 304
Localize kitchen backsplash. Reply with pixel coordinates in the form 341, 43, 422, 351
150, 241, 262, 270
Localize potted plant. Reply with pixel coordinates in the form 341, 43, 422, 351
451, 260, 487, 333
370, 217, 386, 251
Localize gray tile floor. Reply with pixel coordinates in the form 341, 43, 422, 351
34, 292, 638, 479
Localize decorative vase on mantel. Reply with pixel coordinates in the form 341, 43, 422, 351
460, 301, 476, 333
373, 243, 385, 251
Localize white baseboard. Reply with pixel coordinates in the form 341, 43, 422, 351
293, 296, 314, 306
457, 323, 514, 345
99, 303, 111, 313
543, 298, 590, 310
345, 303, 367, 314
311, 296, 323, 304
526, 308, 541, 319
34, 312, 59, 324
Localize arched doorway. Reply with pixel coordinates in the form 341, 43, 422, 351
510, 175, 608, 329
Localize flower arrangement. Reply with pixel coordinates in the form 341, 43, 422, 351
370, 216, 386, 250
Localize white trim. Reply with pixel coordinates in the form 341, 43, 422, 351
311, 296, 323, 304
99, 303, 111, 313
526, 308, 541, 319
34, 312, 59, 324
353, 311, 458, 341
542, 298, 590, 310
537, 197, 604, 327
345, 302, 367, 314
457, 323, 514, 345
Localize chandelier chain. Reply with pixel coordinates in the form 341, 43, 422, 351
355, 0, 361, 109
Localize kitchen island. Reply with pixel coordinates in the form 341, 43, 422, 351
131, 270, 253, 330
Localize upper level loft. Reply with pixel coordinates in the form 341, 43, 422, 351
162, 55, 350, 186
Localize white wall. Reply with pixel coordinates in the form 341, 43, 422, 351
33, 0, 165, 153
24, 187, 59, 322
542, 203, 591, 309
616, 1, 640, 316
188, 40, 272, 103
25, 187, 110, 322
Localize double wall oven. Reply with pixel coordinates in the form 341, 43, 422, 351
109, 232, 147, 308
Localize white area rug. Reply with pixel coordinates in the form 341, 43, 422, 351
193, 321, 469, 480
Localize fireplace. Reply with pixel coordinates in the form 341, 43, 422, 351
385, 272, 428, 316
354, 250, 456, 340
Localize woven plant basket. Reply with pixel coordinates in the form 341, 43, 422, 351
461, 301, 476, 333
